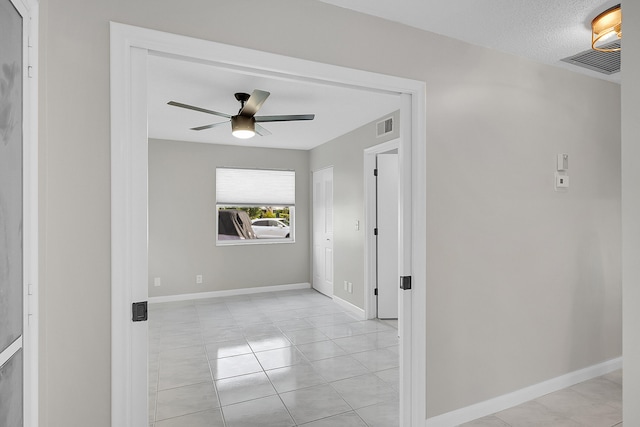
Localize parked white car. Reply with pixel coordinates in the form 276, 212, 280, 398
251, 219, 291, 239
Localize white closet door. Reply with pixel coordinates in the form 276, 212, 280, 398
377, 154, 399, 319
312, 167, 334, 297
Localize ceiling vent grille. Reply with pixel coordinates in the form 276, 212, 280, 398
561, 41, 620, 75
377, 117, 393, 137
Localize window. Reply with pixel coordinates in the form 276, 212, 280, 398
216, 167, 295, 244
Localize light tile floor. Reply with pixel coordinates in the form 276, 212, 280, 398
459, 370, 622, 427
148, 288, 400, 427
149, 288, 623, 427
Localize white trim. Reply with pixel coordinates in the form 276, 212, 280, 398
129, 46, 150, 427
111, 42, 150, 427
424, 357, 623, 427
110, 22, 427, 427
6, 0, 40, 425
364, 139, 400, 320
332, 295, 367, 320
24, 0, 40, 423
149, 283, 311, 304
110, 26, 131, 427
364, 139, 401, 154
0, 337, 23, 368
408, 89, 428, 427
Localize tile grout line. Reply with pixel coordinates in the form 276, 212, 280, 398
152, 289, 400, 426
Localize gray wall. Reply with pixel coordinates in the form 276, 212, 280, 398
426, 70, 621, 415
38, 0, 623, 425
148, 139, 310, 298
622, 1, 640, 424
310, 111, 400, 308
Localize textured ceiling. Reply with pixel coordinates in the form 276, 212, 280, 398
149, 1, 622, 148
317, 0, 622, 83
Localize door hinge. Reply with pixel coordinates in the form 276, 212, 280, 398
373, 168, 378, 176
27, 36, 34, 79
400, 276, 412, 290
374, 228, 378, 236
374, 288, 378, 296
27, 283, 34, 324
132, 301, 148, 322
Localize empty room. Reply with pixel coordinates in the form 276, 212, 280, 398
4, 0, 640, 426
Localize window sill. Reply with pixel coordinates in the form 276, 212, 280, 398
216, 238, 296, 247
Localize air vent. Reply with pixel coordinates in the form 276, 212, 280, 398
561, 41, 620, 75
376, 117, 393, 137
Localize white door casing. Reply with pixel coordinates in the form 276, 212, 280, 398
110, 22, 427, 427
0, 0, 38, 425
376, 153, 399, 319
312, 167, 334, 297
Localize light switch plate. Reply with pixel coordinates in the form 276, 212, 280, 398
557, 153, 569, 171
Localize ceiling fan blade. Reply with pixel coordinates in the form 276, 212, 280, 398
168, 101, 232, 119
255, 114, 315, 122
255, 124, 272, 137
190, 121, 229, 131
239, 90, 270, 117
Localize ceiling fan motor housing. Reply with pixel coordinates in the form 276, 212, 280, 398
234, 92, 251, 103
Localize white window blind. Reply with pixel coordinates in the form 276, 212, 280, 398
216, 168, 295, 206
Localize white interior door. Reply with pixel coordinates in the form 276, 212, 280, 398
377, 153, 399, 319
313, 167, 334, 297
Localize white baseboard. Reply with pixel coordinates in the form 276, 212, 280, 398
332, 295, 366, 320
149, 282, 311, 304
425, 357, 622, 427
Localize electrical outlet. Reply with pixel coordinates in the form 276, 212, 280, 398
154, 277, 161, 287
196, 274, 203, 284
555, 173, 569, 191
348, 282, 353, 294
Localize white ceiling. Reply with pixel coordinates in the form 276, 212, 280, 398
317, 0, 622, 83
148, 54, 400, 150
149, 1, 621, 149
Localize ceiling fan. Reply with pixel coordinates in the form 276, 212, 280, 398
168, 89, 315, 139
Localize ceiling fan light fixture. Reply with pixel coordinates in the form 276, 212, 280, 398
592, 4, 622, 52
231, 115, 255, 139
169, 89, 315, 139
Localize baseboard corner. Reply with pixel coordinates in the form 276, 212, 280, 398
332, 295, 366, 320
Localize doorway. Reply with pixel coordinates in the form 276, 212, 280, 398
364, 140, 400, 322
111, 23, 427, 427
376, 152, 399, 320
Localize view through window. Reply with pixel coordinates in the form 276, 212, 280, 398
216, 168, 295, 244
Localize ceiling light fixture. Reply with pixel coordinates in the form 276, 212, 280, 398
231, 115, 256, 139
592, 4, 622, 52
